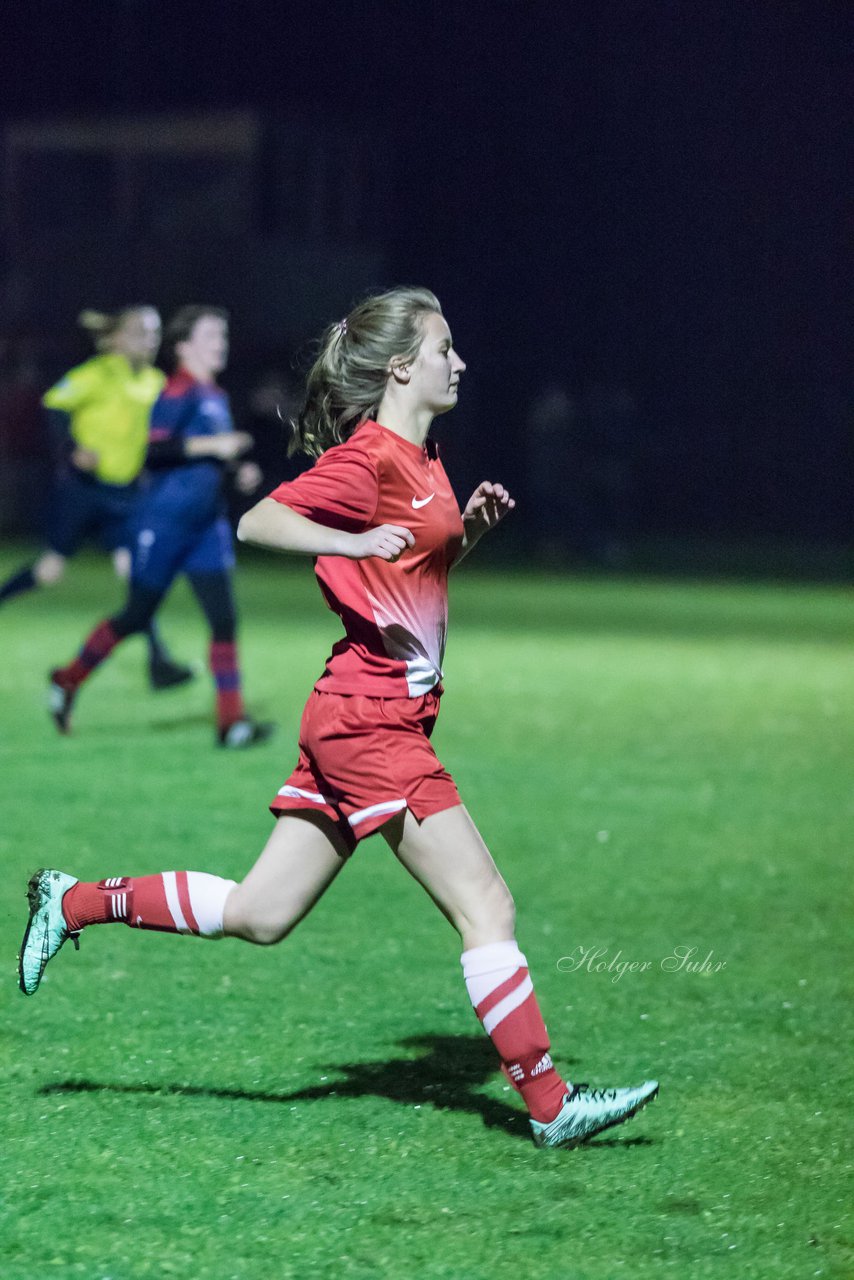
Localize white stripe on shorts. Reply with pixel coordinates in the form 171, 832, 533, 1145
347, 798, 407, 829
276, 785, 331, 805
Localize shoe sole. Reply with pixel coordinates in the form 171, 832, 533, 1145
539, 1083, 660, 1150
18, 868, 49, 994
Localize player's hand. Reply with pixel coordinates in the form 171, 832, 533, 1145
71, 446, 99, 472
234, 460, 263, 494
462, 481, 515, 535
347, 524, 415, 561
192, 432, 254, 461
214, 431, 254, 460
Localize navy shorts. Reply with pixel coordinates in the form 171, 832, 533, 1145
131, 514, 235, 592
47, 469, 141, 558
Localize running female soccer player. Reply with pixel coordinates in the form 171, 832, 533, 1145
47, 305, 271, 748
0, 307, 191, 689
19, 287, 658, 1149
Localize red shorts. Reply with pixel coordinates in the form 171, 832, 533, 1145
269, 689, 461, 852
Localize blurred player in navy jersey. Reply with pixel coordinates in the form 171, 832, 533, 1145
48, 306, 273, 748
0, 307, 192, 689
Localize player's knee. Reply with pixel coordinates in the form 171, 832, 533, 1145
487, 882, 516, 937
112, 586, 162, 637
112, 548, 131, 579
244, 915, 296, 946
227, 893, 300, 946
34, 553, 65, 586
461, 877, 516, 940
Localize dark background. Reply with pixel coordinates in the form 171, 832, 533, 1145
1, 1, 850, 573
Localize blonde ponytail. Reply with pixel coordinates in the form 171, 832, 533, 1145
291, 286, 442, 458
77, 306, 156, 352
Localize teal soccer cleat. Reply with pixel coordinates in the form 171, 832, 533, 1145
530, 1079, 659, 1149
18, 869, 80, 995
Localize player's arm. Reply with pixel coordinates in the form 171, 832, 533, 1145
454, 481, 516, 566
239, 447, 411, 561
147, 385, 253, 467
237, 497, 413, 562
42, 365, 93, 413
220, 393, 262, 492
43, 368, 100, 471
146, 430, 253, 466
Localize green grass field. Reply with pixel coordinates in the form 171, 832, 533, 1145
1, 547, 852, 1279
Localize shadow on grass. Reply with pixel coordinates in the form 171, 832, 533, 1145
76, 712, 213, 738
39, 1032, 588, 1142
144, 710, 279, 735
145, 712, 213, 732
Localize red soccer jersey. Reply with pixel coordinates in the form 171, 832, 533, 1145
269, 420, 464, 697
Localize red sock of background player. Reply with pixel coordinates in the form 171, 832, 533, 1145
462, 940, 568, 1123
209, 640, 245, 730
53, 620, 121, 689
62, 872, 237, 937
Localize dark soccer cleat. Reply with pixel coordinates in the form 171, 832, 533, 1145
530, 1079, 659, 1149
18, 869, 80, 995
149, 657, 196, 691
218, 718, 276, 749
48, 672, 76, 734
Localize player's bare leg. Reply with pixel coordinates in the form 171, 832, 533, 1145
382, 803, 567, 1120
382, 804, 514, 949
19, 813, 348, 993
223, 812, 349, 943
382, 803, 658, 1143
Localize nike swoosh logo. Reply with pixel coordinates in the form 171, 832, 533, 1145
411, 493, 435, 508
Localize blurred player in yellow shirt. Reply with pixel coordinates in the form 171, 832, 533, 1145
0, 306, 192, 689
44, 309, 165, 485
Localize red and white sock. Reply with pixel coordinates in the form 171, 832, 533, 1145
63, 872, 237, 938
54, 619, 122, 689
462, 939, 567, 1123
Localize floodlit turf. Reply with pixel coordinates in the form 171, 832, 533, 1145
1, 546, 852, 1279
